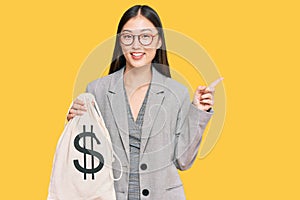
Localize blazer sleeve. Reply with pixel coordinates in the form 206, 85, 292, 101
174, 89, 213, 170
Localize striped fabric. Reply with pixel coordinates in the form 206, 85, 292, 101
124, 84, 151, 200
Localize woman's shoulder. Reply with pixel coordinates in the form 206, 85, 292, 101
152, 66, 188, 96
85, 72, 115, 93
164, 77, 189, 95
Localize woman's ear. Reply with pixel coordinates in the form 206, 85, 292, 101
156, 38, 162, 49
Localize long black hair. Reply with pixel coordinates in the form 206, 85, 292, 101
109, 5, 171, 77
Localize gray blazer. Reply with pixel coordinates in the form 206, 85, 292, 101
86, 65, 213, 200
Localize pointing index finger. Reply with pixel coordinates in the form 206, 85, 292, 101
206, 77, 224, 92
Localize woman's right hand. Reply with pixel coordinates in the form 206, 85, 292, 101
66, 99, 87, 121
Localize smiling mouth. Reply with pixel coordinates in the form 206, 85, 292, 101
130, 52, 145, 60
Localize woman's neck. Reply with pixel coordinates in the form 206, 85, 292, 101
123, 64, 152, 93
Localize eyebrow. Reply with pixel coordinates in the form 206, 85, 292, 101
122, 28, 154, 33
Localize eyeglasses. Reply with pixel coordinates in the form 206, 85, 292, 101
119, 33, 159, 46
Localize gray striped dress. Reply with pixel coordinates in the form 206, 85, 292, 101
124, 84, 151, 200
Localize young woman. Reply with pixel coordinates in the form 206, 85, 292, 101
67, 5, 216, 200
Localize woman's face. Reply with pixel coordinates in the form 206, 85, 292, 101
120, 15, 162, 69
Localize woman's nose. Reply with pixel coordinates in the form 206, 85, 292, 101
132, 35, 142, 49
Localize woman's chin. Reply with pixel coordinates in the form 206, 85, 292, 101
127, 60, 151, 69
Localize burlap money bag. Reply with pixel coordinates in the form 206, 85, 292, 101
47, 93, 122, 200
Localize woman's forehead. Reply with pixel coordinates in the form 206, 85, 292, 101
122, 16, 157, 33
121, 28, 157, 33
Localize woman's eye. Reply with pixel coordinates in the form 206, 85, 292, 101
141, 34, 151, 39
123, 35, 133, 39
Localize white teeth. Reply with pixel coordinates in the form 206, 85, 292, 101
132, 53, 143, 56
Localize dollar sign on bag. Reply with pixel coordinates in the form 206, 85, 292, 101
73, 125, 104, 180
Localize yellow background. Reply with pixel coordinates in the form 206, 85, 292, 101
1, 0, 299, 199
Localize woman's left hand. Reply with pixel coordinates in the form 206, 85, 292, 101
192, 77, 224, 112
192, 86, 214, 111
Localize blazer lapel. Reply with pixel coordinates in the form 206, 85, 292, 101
106, 67, 130, 161
106, 66, 167, 161
140, 66, 166, 156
